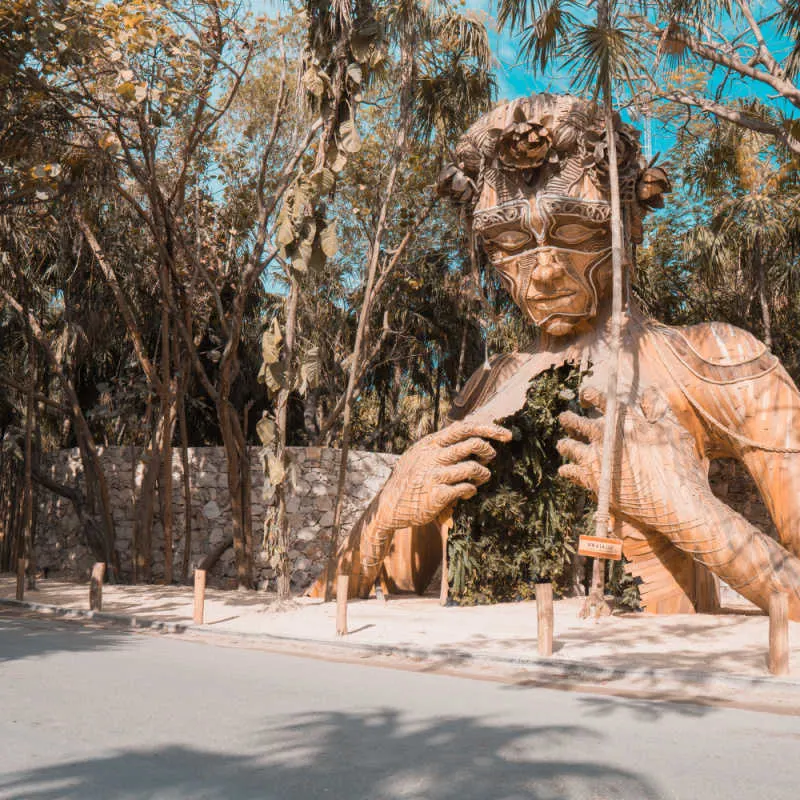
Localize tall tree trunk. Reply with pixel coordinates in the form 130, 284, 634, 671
754, 235, 772, 350
324, 156, 404, 600
159, 295, 174, 584
432, 358, 442, 433
23, 343, 36, 589
584, 59, 627, 615
303, 388, 320, 444
177, 367, 193, 585
322, 41, 416, 601
455, 314, 470, 393
273, 276, 300, 599
218, 397, 253, 589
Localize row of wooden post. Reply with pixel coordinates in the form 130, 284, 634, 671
334, 573, 792, 676
12, 559, 210, 625
9, 556, 794, 675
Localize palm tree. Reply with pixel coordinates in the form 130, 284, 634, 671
497, 0, 646, 614
682, 123, 800, 351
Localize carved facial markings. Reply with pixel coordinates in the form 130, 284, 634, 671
475, 194, 613, 336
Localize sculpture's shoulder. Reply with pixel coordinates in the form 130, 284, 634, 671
648, 320, 778, 383
447, 352, 531, 422
670, 321, 768, 365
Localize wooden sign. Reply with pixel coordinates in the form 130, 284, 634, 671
578, 535, 623, 561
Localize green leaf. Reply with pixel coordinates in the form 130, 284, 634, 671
116, 81, 136, 101
266, 452, 286, 486
339, 119, 361, 153
261, 318, 282, 364
350, 19, 379, 62
326, 143, 348, 173
264, 362, 286, 394
320, 222, 338, 257
309, 167, 336, 195
346, 62, 363, 85
301, 66, 325, 97
277, 218, 295, 246
308, 243, 326, 272
298, 346, 321, 394
256, 414, 276, 447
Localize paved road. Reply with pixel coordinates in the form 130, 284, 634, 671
1, 611, 799, 800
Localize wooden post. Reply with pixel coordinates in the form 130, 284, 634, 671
439, 512, 453, 607
769, 591, 789, 676
536, 582, 554, 657
193, 568, 206, 625
16, 558, 27, 601
89, 562, 105, 611
336, 573, 349, 636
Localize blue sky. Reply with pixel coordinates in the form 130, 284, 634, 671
250, 0, 796, 163
465, 0, 574, 100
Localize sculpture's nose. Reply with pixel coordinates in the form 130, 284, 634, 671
530, 249, 560, 291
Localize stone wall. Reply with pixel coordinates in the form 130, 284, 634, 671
35, 446, 398, 590
34, 446, 779, 591
708, 458, 779, 540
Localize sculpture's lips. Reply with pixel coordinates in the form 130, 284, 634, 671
527, 291, 575, 302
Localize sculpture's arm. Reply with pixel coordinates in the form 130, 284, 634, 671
336, 421, 512, 597
718, 364, 800, 559
558, 387, 800, 619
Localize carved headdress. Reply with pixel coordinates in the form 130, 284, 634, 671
438, 93, 669, 243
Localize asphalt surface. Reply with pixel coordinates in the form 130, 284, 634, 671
1, 609, 799, 800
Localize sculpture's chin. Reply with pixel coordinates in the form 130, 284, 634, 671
537, 315, 592, 337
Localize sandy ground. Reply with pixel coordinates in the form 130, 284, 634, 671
3, 575, 799, 681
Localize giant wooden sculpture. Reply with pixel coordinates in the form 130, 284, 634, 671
325, 93, 800, 620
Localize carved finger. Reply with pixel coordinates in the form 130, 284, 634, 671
579, 385, 607, 413
437, 421, 512, 447
558, 410, 602, 443
436, 460, 492, 486
433, 482, 478, 508
558, 463, 596, 493
639, 386, 669, 423
556, 437, 592, 466
441, 437, 497, 465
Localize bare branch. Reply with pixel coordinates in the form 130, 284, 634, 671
75, 211, 162, 390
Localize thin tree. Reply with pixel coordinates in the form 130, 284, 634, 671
498, 0, 646, 614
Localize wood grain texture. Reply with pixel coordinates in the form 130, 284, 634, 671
323, 94, 800, 621
90, 562, 105, 611
336, 573, 349, 636
16, 557, 26, 601
193, 568, 206, 625
537, 582, 554, 656
769, 592, 789, 675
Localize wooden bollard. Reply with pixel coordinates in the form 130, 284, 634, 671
439, 513, 453, 607
89, 562, 106, 611
769, 591, 789, 676
16, 558, 27, 601
336, 573, 349, 636
536, 582, 554, 657
193, 568, 206, 625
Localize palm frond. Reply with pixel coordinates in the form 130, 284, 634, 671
561, 13, 645, 97
435, 10, 492, 67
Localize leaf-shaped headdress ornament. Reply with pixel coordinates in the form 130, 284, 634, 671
437, 93, 670, 242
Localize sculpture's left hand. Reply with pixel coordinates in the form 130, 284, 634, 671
556, 387, 713, 536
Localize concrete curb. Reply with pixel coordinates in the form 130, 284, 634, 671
3, 596, 800, 697
0, 597, 189, 635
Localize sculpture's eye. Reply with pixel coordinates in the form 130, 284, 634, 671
552, 224, 604, 245
488, 229, 532, 250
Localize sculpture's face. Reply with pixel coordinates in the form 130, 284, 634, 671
474, 192, 613, 337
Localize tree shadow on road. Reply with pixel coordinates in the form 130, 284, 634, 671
0, 708, 665, 799
0, 612, 129, 663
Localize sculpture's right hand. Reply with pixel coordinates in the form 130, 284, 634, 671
372, 421, 513, 532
